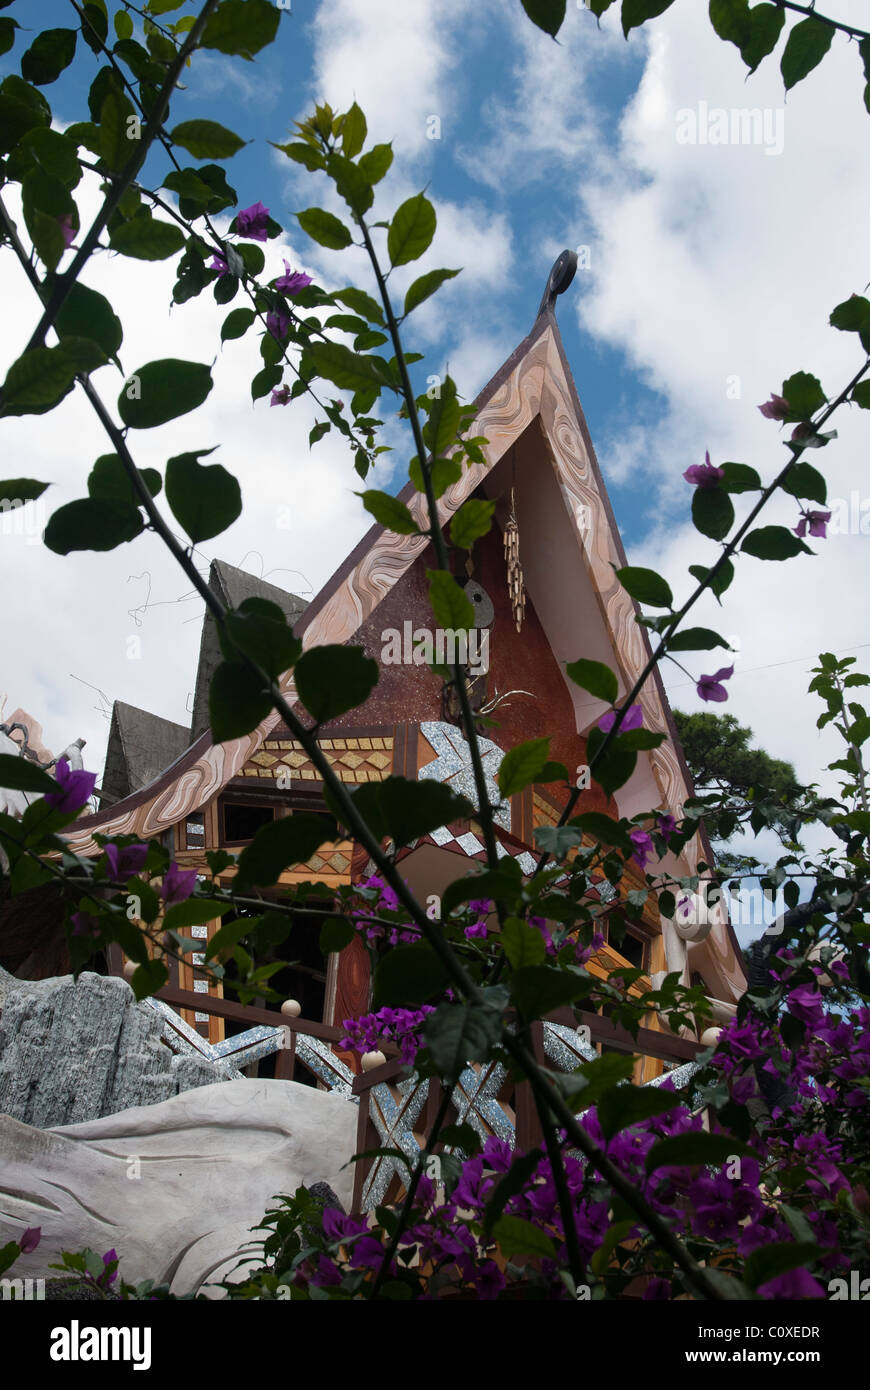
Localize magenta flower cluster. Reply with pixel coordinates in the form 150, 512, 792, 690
340, 1005, 435, 1066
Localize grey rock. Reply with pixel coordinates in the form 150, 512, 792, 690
0, 967, 229, 1127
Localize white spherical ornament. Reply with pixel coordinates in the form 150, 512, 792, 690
122, 960, 137, 981
700, 1027, 722, 1047
280, 998, 302, 1018
361, 1050, 387, 1072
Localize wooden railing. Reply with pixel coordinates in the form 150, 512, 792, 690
138, 984, 702, 1213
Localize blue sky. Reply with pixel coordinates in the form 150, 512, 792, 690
2, 1, 870, 940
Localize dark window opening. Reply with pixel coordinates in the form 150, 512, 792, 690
186, 813, 205, 847
222, 802, 275, 843
215, 902, 328, 1087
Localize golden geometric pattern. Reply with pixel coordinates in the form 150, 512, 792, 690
241, 735, 395, 784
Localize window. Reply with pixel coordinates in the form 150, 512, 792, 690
186, 813, 205, 848
222, 802, 274, 843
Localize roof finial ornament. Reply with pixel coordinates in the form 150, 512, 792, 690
536, 248, 578, 320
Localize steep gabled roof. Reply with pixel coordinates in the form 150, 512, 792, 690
190, 559, 307, 740
101, 702, 190, 806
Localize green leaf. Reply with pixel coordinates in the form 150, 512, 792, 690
450, 498, 495, 549
645, 1132, 753, 1172
319, 919, 354, 954
615, 566, 673, 608
165, 449, 241, 543
340, 777, 473, 848
55, 282, 122, 359
520, 0, 566, 38
709, 0, 751, 47
688, 560, 733, 601
359, 490, 418, 534
372, 943, 450, 1008
851, 381, 870, 410
44, 498, 144, 554
0, 753, 56, 794
221, 598, 301, 679
498, 737, 552, 798
1, 344, 78, 413
621, 0, 676, 38
585, 727, 637, 798
565, 658, 618, 703
357, 143, 393, 185
423, 377, 462, 457
692, 486, 734, 541
427, 569, 475, 631
297, 207, 352, 250
0, 17, 17, 56
0, 75, 51, 156
251, 364, 282, 402
501, 916, 547, 969
236, 814, 338, 888
221, 307, 255, 342
781, 461, 827, 505
492, 1214, 556, 1259
665, 627, 731, 652
597, 1084, 680, 1140
88, 454, 161, 506
170, 119, 246, 160
334, 287, 385, 325
423, 1000, 503, 1080
830, 294, 870, 333
782, 370, 825, 418
741, 3, 786, 75
163, 898, 229, 934
781, 16, 834, 90
403, 268, 461, 316
21, 28, 77, 84
340, 101, 367, 158
130, 958, 168, 1001
109, 214, 185, 260
294, 645, 379, 723
387, 193, 436, 267
118, 359, 213, 429
114, 10, 134, 40
744, 1241, 822, 1294
209, 661, 271, 742
741, 525, 813, 560
719, 461, 761, 493
308, 341, 391, 394
200, 0, 282, 59
0, 478, 48, 506
511, 964, 586, 1018
99, 88, 136, 172
21, 127, 81, 187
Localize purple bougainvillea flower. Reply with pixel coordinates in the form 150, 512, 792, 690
597, 703, 642, 733
161, 862, 197, 907
275, 260, 312, 295
696, 665, 734, 702
237, 201, 270, 241
758, 393, 790, 421
629, 826, 654, 869
643, 1277, 671, 1301
757, 1267, 827, 1300
794, 509, 831, 540
787, 983, 825, 1028
71, 910, 101, 939
271, 384, 292, 407
104, 842, 149, 881
19, 1227, 41, 1253
683, 451, 724, 488
266, 309, 291, 341
58, 214, 76, 249
209, 253, 229, 276
45, 757, 97, 814
657, 812, 676, 842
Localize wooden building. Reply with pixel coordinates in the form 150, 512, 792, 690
62, 259, 747, 1085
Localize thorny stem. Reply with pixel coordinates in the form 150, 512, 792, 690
771, 1, 870, 42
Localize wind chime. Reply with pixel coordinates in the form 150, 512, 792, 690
504, 482, 525, 633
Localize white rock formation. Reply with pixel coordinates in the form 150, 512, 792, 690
0, 1080, 358, 1296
